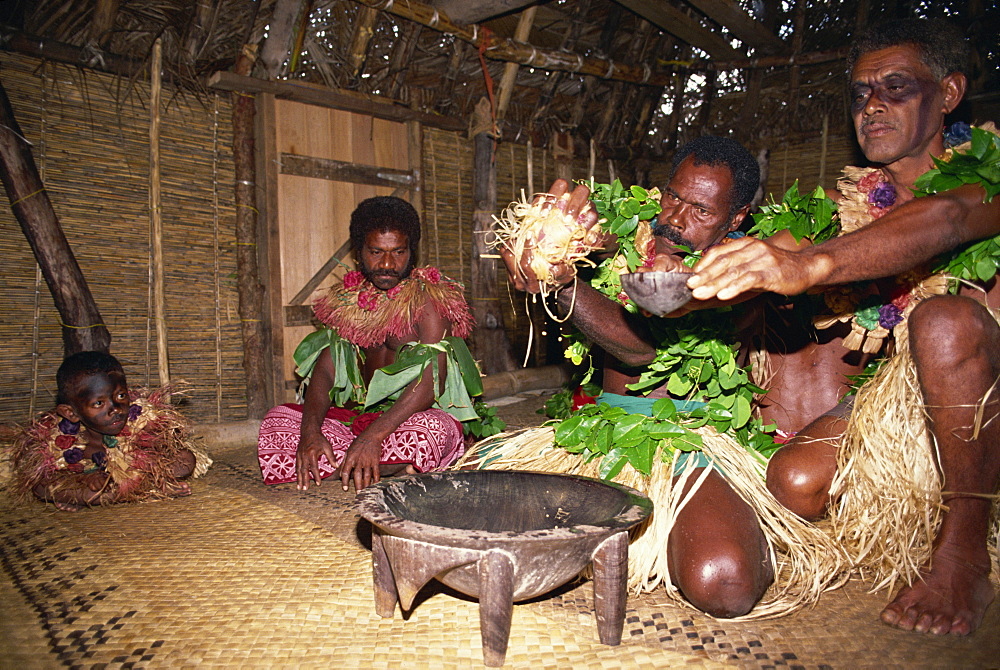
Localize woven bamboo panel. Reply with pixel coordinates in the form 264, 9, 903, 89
0, 55, 246, 423
767, 131, 865, 196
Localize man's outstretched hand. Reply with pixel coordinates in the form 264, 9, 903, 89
687, 237, 830, 300
335, 435, 382, 492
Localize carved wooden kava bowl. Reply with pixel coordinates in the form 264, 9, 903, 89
356, 470, 653, 667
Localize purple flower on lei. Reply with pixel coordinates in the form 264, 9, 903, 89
58, 417, 80, 435
943, 121, 972, 149
91, 450, 107, 468
128, 404, 141, 421
63, 446, 85, 464
867, 181, 896, 209
878, 303, 904, 329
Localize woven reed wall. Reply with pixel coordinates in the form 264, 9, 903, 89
767, 132, 865, 196
0, 55, 246, 423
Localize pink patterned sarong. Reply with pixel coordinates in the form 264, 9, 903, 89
257, 404, 465, 485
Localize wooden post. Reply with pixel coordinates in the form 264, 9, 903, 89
0, 81, 111, 355
231, 47, 272, 418
470, 98, 515, 374
150, 38, 170, 386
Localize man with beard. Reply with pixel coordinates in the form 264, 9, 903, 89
257, 196, 476, 492
687, 19, 1000, 635
501, 136, 790, 617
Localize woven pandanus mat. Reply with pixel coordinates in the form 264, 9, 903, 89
1, 442, 998, 669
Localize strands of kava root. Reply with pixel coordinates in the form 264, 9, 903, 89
491, 189, 604, 311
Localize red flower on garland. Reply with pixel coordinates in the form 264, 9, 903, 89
55, 434, 77, 450
343, 270, 364, 290
422, 267, 441, 283
386, 284, 403, 299
357, 290, 379, 311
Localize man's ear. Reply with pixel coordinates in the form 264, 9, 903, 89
56, 404, 80, 423
728, 204, 751, 233
941, 72, 967, 115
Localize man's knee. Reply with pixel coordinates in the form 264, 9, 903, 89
674, 549, 769, 618
766, 441, 836, 520
909, 296, 1000, 364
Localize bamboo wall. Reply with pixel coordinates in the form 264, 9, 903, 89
0, 50, 864, 426
765, 132, 865, 197
0, 55, 246, 423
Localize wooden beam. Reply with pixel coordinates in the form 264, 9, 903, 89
496, 6, 536, 121
352, 0, 676, 87
427, 0, 538, 25
288, 238, 353, 307
279, 154, 415, 189
612, 0, 741, 60
0, 80, 112, 355
347, 5, 380, 79
683, 0, 784, 54
696, 46, 849, 71
206, 71, 466, 131
2, 32, 143, 78
90, 0, 119, 48
149, 38, 171, 386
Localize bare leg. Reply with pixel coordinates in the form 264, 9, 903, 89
667, 469, 774, 617
881, 296, 999, 635
766, 411, 846, 520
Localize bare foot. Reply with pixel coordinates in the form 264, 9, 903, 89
162, 481, 192, 499
880, 544, 995, 636
53, 500, 82, 512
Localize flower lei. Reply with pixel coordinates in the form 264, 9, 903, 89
312, 266, 474, 349
51, 404, 142, 476
816, 122, 1000, 353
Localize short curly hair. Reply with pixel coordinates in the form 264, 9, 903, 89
670, 136, 759, 219
349, 196, 421, 262
847, 18, 970, 81
56, 351, 124, 405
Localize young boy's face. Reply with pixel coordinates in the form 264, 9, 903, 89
57, 370, 131, 436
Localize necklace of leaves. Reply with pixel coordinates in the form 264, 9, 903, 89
547, 181, 834, 478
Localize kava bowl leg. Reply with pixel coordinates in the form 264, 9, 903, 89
371, 532, 398, 618
478, 548, 516, 667
592, 531, 628, 645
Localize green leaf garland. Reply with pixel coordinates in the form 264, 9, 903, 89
913, 126, 1000, 285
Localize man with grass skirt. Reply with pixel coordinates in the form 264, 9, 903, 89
494, 136, 846, 618
257, 196, 491, 492
689, 19, 1000, 635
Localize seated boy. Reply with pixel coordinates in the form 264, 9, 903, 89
9, 351, 210, 511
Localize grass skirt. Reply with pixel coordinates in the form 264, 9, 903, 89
832, 333, 1000, 593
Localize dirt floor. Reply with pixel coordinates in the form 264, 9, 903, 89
1, 388, 998, 668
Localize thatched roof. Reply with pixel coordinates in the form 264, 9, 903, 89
3, 0, 998, 167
